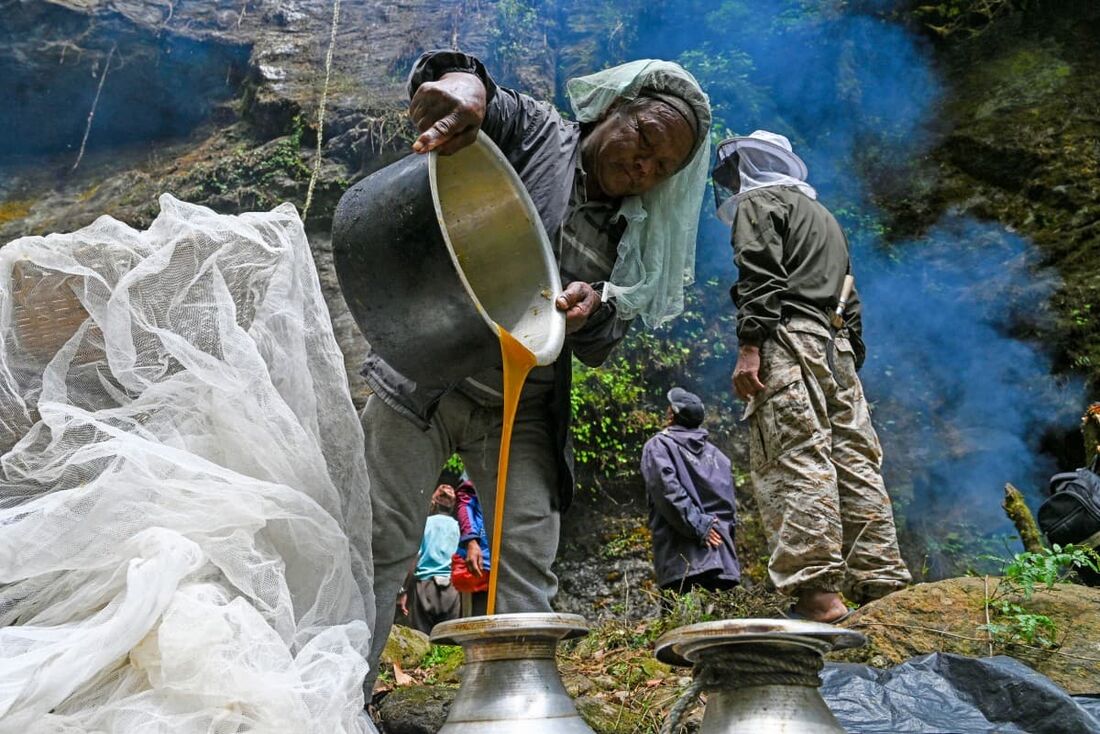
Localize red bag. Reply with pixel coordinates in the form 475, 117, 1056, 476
450, 553, 489, 593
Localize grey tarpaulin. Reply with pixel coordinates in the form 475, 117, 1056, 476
821, 653, 1100, 733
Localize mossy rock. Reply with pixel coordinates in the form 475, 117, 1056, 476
881, 0, 1100, 390
377, 684, 456, 734
833, 577, 1100, 694
575, 696, 648, 734
381, 624, 432, 670
420, 643, 465, 684
0, 199, 34, 226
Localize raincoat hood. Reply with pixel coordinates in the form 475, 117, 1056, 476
665, 425, 709, 455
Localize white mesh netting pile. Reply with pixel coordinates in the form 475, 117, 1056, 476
0, 195, 375, 732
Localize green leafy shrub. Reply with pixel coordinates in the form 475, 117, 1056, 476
981, 544, 1100, 646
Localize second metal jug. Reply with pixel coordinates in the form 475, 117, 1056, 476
656, 618, 865, 734
331, 132, 565, 386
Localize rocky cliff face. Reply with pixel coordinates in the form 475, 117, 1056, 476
876, 0, 1100, 403
0, 0, 553, 404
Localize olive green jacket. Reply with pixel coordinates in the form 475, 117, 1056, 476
730, 185, 865, 365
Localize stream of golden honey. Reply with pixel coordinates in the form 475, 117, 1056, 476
485, 325, 537, 615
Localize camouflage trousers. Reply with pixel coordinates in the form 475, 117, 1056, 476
745, 317, 910, 602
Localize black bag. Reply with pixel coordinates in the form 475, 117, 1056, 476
1038, 456, 1100, 586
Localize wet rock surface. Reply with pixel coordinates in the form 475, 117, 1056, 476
554, 511, 663, 623
0, 0, 551, 236
0, 0, 552, 414
835, 577, 1100, 694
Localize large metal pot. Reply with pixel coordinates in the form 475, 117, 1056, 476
655, 619, 865, 734
331, 132, 565, 385
430, 613, 595, 734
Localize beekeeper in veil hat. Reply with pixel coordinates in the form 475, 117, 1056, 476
713, 129, 911, 623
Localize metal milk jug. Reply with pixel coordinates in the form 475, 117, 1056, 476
655, 618, 865, 734
430, 613, 595, 733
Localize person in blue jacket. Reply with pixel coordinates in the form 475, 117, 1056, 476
641, 388, 740, 594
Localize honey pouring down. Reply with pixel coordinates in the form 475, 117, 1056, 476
484, 325, 537, 615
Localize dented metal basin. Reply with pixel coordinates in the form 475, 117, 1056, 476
331, 132, 565, 386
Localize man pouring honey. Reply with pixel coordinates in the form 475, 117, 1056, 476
355, 50, 712, 689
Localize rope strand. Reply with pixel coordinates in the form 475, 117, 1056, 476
659, 644, 825, 733
72, 44, 116, 172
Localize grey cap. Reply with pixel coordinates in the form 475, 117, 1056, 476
638, 64, 712, 162
667, 387, 705, 425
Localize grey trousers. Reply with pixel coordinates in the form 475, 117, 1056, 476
361, 390, 560, 691
408, 576, 461, 635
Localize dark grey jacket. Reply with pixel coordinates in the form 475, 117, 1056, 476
640, 426, 740, 588
359, 51, 632, 510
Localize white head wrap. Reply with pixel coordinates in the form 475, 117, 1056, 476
714, 130, 817, 225
566, 60, 711, 327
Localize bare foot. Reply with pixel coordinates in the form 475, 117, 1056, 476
793, 589, 849, 623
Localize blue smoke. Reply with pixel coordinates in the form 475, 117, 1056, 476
857, 217, 1078, 537
555, 0, 1082, 556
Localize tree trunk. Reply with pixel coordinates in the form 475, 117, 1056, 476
1083, 403, 1100, 466
1003, 482, 1044, 553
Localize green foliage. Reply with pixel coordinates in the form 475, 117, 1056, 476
420, 644, 462, 668
488, 0, 546, 78
675, 48, 760, 137
550, 0, 647, 74
443, 453, 465, 476
912, 0, 1039, 39
981, 544, 1100, 646
571, 356, 663, 480
1070, 303, 1092, 328
417, 644, 464, 685
981, 608, 1056, 647
568, 278, 741, 493
188, 116, 309, 207
1001, 544, 1100, 596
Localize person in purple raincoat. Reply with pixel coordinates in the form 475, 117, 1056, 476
641, 387, 740, 594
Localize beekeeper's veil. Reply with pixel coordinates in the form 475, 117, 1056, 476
712, 129, 817, 225
567, 60, 711, 327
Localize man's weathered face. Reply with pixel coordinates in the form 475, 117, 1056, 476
432, 483, 456, 512
582, 98, 695, 199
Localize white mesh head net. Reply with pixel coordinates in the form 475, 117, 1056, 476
0, 195, 375, 732
713, 130, 818, 225
566, 59, 712, 328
